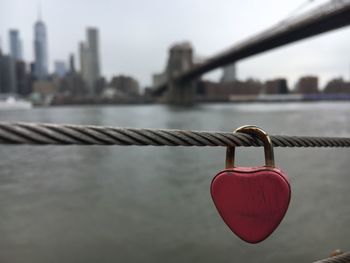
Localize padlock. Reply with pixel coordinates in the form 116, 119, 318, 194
210, 125, 291, 244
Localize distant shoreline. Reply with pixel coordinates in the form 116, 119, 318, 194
40, 96, 350, 107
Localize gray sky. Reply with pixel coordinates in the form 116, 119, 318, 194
0, 0, 349, 88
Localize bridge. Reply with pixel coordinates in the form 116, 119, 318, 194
153, 0, 350, 105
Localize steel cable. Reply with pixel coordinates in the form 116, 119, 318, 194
0, 122, 349, 147
313, 252, 350, 263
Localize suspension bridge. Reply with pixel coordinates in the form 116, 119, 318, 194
153, 0, 350, 105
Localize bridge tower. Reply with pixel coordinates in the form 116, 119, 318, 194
166, 42, 196, 105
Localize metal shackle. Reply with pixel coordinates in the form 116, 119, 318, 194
225, 125, 275, 169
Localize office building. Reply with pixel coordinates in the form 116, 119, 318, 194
110, 75, 139, 97
69, 54, 76, 73
16, 60, 31, 95
34, 16, 48, 79
57, 54, 86, 96
324, 78, 350, 93
79, 28, 100, 95
54, 61, 67, 77
9, 29, 22, 61
295, 76, 319, 94
0, 50, 17, 94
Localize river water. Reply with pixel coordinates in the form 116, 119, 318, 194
0, 102, 349, 263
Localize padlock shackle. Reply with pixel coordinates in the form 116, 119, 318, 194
226, 125, 275, 168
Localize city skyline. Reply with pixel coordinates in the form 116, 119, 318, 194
0, 0, 350, 88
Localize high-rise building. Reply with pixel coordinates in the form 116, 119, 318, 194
87, 28, 100, 82
16, 60, 31, 96
34, 16, 48, 79
0, 50, 17, 94
57, 54, 86, 97
79, 42, 89, 85
54, 61, 67, 77
221, 63, 236, 83
69, 54, 76, 73
79, 28, 100, 95
9, 29, 22, 61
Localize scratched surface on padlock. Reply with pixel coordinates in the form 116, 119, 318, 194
0, 103, 349, 263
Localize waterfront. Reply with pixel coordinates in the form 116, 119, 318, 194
0, 102, 350, 263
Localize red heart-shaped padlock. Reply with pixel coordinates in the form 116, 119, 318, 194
211, 126, 291, 244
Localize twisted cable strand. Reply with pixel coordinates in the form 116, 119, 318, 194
0, 122, 350, 147
313, 252, 350, 263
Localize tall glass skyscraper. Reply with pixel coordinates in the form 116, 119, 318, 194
34, 18, 48, 79
9, 29, 22, 61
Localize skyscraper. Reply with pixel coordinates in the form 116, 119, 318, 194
16, 60, 31, 96
9, 29, 22, 61
54, 61, 67, 77
87, 28, 100, 81
79, 27, 100, 95
34, 15, 48, 79
0, 50, 17, 94
69, 54, 76, 73
79, 42, 89, 86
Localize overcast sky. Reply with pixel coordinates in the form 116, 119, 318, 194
0, 0, 349, 88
